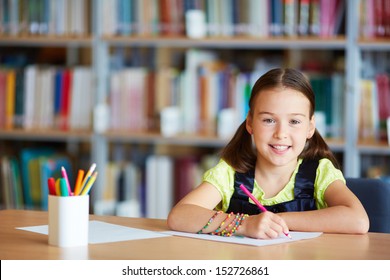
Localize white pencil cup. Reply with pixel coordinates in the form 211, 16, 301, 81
48, 195, 89, 247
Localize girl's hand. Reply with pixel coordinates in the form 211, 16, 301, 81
238, 211, 290, 239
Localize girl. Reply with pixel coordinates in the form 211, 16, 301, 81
167, 68, 369, 239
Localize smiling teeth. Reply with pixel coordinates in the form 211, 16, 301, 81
272, 145, 288, 151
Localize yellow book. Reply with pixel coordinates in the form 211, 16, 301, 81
359, 79, 379, 141
5, 70, 16, 130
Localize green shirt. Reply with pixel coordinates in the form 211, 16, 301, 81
203, 158, 345, 212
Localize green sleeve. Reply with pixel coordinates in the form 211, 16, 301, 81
315, 158, 346, 209
202, 160, 236, 212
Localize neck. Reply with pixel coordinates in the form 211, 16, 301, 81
254, 158, 300, 198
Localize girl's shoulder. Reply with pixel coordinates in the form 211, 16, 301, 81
203, 159, 235, 179
317, 158, 344, 177
314, 158, 345, 185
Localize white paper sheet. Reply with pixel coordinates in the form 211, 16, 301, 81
162, 230, 322, 247
16, 220, 170, 244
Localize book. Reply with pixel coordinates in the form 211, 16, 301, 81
359, 79, 379, 141
117, 0, 134, 35
20, 148, 54, 209
248, 0, 268, 37
283, 0, 298, 36
298, 0, 310, 36
174, 156, 198, 203
23, 65, 38, 129
146, 155, 173, 219
0, 156, 23, 209
59, 68, 72, 130
38, 67, 55, 129
309, 0, 320, 35
385, 0, 390, 37
269, 0, 284, 36
69, 67, 93, 130
102, 0, 118, 35
376, 74, 390, 141
198, 60, 228, 135
13, 68, 25, 128
330, 73, 345, 138
374, 0, 386, 37
310, 74, 333, 137
10, 156, 24, 209
4, 69, 16, 129
0, 157, 12, 209
0, 70, 6, 129
182, 49, 218, 133
319, 0, 334, 37
219, 0, 234, 37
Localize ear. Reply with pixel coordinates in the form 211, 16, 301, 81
246, 113, 253, 135
307, 115, 316, 139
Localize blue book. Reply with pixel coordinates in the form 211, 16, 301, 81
54, 69, 63, 115
20, 148, 54, 209
118, 0, 133, 35
10, 157, 24, 209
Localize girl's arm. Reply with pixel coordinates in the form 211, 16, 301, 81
278, 180, 369, 234
167, 182, 227, 233
167, 182, 290, 239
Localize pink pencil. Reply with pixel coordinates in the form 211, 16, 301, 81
239, 184, 292, 239
61, 166, 73, 196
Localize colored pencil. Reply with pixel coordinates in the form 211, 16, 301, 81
73, 169, 85, 196
239, 184, 292, 239
80, 171, 98, 195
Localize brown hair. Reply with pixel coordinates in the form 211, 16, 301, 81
220, 68, 339, 173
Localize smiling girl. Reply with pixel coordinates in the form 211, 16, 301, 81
167, 68, 369, 239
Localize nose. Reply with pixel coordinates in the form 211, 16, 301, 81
273, 123, 287, 139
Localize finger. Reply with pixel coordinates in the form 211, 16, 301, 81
270, 214, 290, 236
268, 220, 290, 238
263, 227, 281, 239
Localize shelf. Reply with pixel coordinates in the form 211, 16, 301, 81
102, 131, 346, 151
0, 129, 93, 142
325, 139, 346, 152
102, 35, 347, 50
103, 131, 228, 148
0, 128, 347, 150
0, 35, 93, 47
358, 141, 390, 155
358, 38, 390, 51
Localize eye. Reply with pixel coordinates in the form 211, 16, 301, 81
262, 118, 275, 124
290, 119, 301, 125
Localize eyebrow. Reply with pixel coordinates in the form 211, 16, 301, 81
258, 111, 307, 117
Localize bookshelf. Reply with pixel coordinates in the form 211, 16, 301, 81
1, 0, 390, 215
0, 0, 95, 210
350, 0, 390, 178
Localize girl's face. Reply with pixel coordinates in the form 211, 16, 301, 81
246, 87, 315, 168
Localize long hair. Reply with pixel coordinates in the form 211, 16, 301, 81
220, 68, 339, 173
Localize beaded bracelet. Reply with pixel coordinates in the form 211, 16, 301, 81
213, 212, 234, 234
197, 210, 222, 234
214, 213, 249, 237
218, 212, 240, 236
227, 213, 248, 237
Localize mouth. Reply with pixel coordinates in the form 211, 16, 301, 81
269, 145, 291, 152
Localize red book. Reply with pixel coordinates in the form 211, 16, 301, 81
159, 0, 171, 34
376, 74, 390, 140
374, 0, 386, 37
59, 69, 72, 130
174, 156, 197, 204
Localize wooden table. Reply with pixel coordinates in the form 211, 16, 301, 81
1, 209, 390, 260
